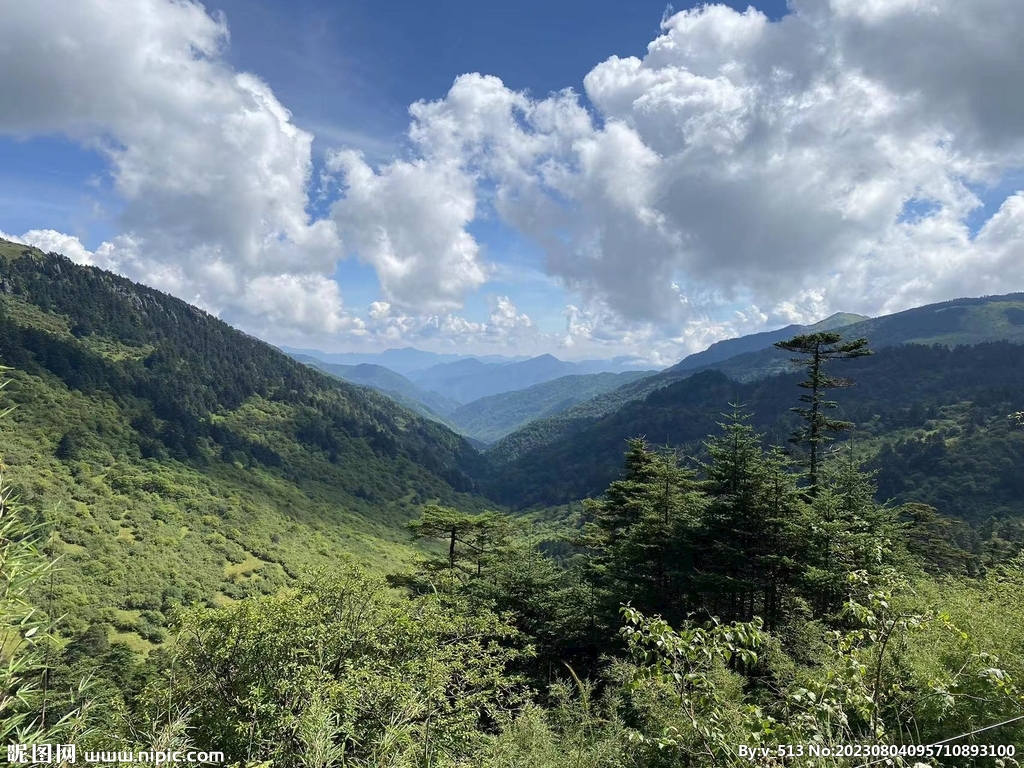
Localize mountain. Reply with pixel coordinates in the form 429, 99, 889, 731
448, 369, 656, 444
487, 314, 872, 465
0, 237, 491, 644
278, 345, 530, 375
289, 351, 657, 445
671, 312, 870, 372
489, 296, 1024, 466
408, 353, 656, 404
288, 355, 460, 422
485, 340, 1024, 513
667, 295, 1024, 383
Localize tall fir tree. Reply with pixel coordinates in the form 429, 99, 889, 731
698, 406, 805, 630
580, 438, 705, 632
773, 332, 872, 495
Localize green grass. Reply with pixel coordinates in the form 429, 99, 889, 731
0, 365, 428, 647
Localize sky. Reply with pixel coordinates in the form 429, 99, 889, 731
1, 0, 1023, 366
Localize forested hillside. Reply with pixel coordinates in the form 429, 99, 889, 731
407, 353, 651, 404
491, 296, 1024, 467
487, 341, 1024, 517
671, 294, 1024, 383
7, 236, 1024, 767
293, 347, 656, 445
289, 355, 462, 424
671, 312, 869, 372
9, 335, 1024, 766
0, 238, 490, 644
447, 369, 655, 444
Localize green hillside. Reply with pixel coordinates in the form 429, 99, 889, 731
289, 355, 462, 426
448, 369, 655, 444
291, 348, 657, 445
491, 295, 1024, 467
486, 341, 1024, 515
671, 312, 870, 372
677, 295, 1024, 382
0, 238, 491, 643
7, 236, 1024, 766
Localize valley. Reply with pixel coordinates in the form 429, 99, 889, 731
5, 236, 1024, 766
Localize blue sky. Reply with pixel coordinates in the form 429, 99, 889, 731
1, 0, 1022, 363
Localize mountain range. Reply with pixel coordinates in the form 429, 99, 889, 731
485, 293, 1024, 511
289, 355, 462, 421
403, 353, 653, 403
289, 351, 658, 444
278, 345, 530, 375
5, 233, 1024, 650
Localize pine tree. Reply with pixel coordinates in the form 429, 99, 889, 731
407, 505, 513, 584
802, 447, 899, 617
773, 332, 872, 495
580, 438, 704, 630
698, 406, 805, 630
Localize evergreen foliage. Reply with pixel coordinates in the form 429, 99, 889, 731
772, 332, 872, 493
5, 237, 1024, 766
487, 341, 1024, 523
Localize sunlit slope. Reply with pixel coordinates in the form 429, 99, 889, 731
0, 237, 493, 643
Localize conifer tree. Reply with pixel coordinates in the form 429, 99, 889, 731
580, 438, 704, 630
408, 505, 512, 582
699, 406, 805, 629
773, 332, 872, 495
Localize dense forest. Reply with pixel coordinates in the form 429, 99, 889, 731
0, 240, 493, 642
488, 295, 1024, 469
486, 341, 1024, 525
5, 240, 1024, 766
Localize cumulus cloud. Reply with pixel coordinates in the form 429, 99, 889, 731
327, 0, 1024, 347
5, 0, 1024, 362
355, 294, 540, 352
0, 230, 98, 266
0, 0, 342, 334
327, 150, 487, 311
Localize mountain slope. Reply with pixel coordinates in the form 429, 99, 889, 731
279, 346, 532, 375
448, 369, 656, 444
486, 341, 1024, 514
671, 295, 1024, 382
409, 353, 657, 404
0, 237, 492, 642
490, 296, 1024, 466
289, 355, 460, 420
671, 312, 870, 372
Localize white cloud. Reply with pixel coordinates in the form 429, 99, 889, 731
0, 230, 96, 266
357, 294, 540, 352
327, 150, 487, 312
324, 0, 1024, 351
0, 0, 342, 335
5, 0, 1024, 363
240, 274, 363, 337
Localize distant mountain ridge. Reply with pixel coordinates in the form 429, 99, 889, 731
290, 351, 659, 444
670, 312, 870, 372
278, 346, 531, 375
485, 340, 1024, 511
407, 353, 656, 404
488, 294, 1024, 467
447, 369, 656, 444
674, 295, 1024, 383
287, 355, 461, 423
487, 312, 872, 464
